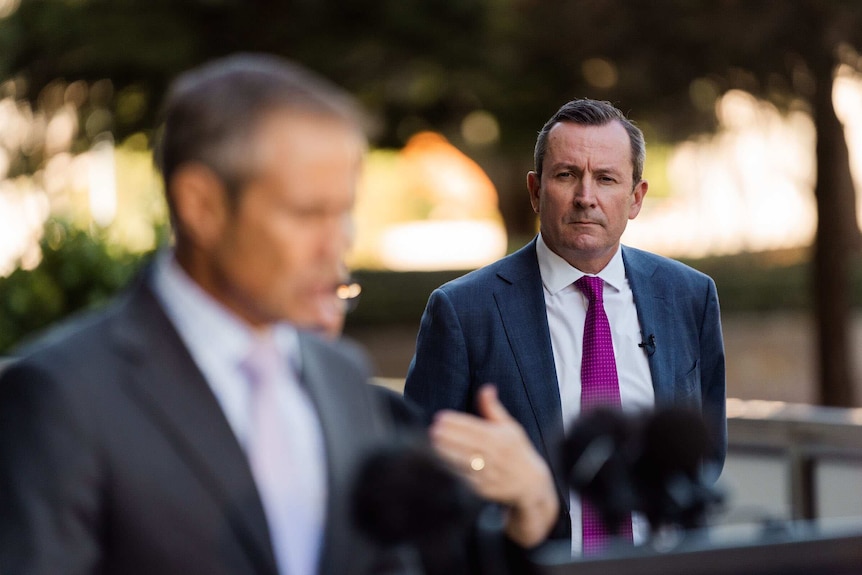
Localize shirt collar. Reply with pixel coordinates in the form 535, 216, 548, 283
151, 250, 300, 370
536, 233, 626, 295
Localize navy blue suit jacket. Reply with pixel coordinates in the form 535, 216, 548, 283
404, 238, 726, 539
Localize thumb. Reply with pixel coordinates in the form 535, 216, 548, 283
476, 384, 513, 423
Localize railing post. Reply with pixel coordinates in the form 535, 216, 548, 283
787, 447, 816, 520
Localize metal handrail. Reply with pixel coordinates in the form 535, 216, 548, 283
727, 398, 862, 520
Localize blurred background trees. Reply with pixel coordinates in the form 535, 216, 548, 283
2, 0, 862, 406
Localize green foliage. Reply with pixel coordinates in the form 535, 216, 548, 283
346, 269, 469, 327
0, 220, 149, 353
680, 249, 813, 312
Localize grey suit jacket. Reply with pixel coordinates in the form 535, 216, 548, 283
404, 238, 727, 538
0, 274, 395, 575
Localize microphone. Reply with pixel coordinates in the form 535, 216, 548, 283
351, 439, 484, 575
563, 408, 639, 534
638, 334, 656, 356
564, 407, 723, 536
631, 409, 723, 531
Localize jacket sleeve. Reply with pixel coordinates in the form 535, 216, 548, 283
699, 276, 727, 478
403, 288, 473, 423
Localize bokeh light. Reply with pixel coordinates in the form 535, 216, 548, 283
582, 57, 618, 90
351, 130, 507, 270
461, 110, 500, 147
624, 87, 824, 257
0, 0, 19, 19
0, 79, 166, 276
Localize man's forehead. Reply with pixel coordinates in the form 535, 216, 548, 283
252, 111, 365, 160
548, 119, 628, 142
546, 121, 631, 163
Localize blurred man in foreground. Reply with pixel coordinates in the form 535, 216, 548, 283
0, 54, 557, 575
0, 53, 381, 575
405, 98, 726, 555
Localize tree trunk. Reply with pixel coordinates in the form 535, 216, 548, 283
812, 61, 860, 407
490, 154, 539, 244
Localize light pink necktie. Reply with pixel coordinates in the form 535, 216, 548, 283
575, 276, 632, 554
243, 338, 322, 575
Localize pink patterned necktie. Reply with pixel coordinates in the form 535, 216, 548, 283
575, 275, 632, 555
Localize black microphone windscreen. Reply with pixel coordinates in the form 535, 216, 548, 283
352, 440, 482, 547
564, 408, 633, 489
564, 408, 639, 531
639, 408, 712, 478
633, 408, 721, 530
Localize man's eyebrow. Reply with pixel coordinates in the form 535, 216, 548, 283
593, 166, 623, 175
548, 162, 583, 172
548, 162, 623, 176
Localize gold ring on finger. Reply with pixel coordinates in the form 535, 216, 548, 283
469, 454, 486, 471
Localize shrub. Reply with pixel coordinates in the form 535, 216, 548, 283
0, 220, 150, 352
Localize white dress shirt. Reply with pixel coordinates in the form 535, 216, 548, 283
151, 251, 327, 575
536, 234, 655, 554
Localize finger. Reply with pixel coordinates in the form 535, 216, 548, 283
431, 441, 499, 492
432, 410, 494, 438
430, 430, 510, 490
430, 418, 489, 457
430, 441, 471, 472
475, 384, 514, 424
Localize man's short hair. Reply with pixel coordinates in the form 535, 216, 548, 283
154, 53, 363, 203
533, 99, 645, 186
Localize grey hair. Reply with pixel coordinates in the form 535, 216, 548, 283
154, 53, 363, 204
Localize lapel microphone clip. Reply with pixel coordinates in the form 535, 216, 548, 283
638, 334, 656, 356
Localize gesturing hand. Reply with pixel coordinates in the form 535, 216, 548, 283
429, 384, 559, 547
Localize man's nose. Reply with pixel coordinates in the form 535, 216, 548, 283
573, 178, 597, 207
321, 213, 353, 261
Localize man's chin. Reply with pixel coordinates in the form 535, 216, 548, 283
558, 236, 606, 254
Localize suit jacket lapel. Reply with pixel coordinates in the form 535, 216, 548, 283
493, 241, 567, 496
298, 337, 356, 575
622, 246, 675, 407
109, 281, 278, 575
298, 335, 388, 575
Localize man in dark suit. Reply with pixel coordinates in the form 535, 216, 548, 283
404, 99, 726, 553
0, 54, 400, 575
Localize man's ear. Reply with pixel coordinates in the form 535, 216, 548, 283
527, 171, 541, 214
168, 164, 229, 250
628, 179, 648, 220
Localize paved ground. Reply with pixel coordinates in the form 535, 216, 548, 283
345, 311, 862, 405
